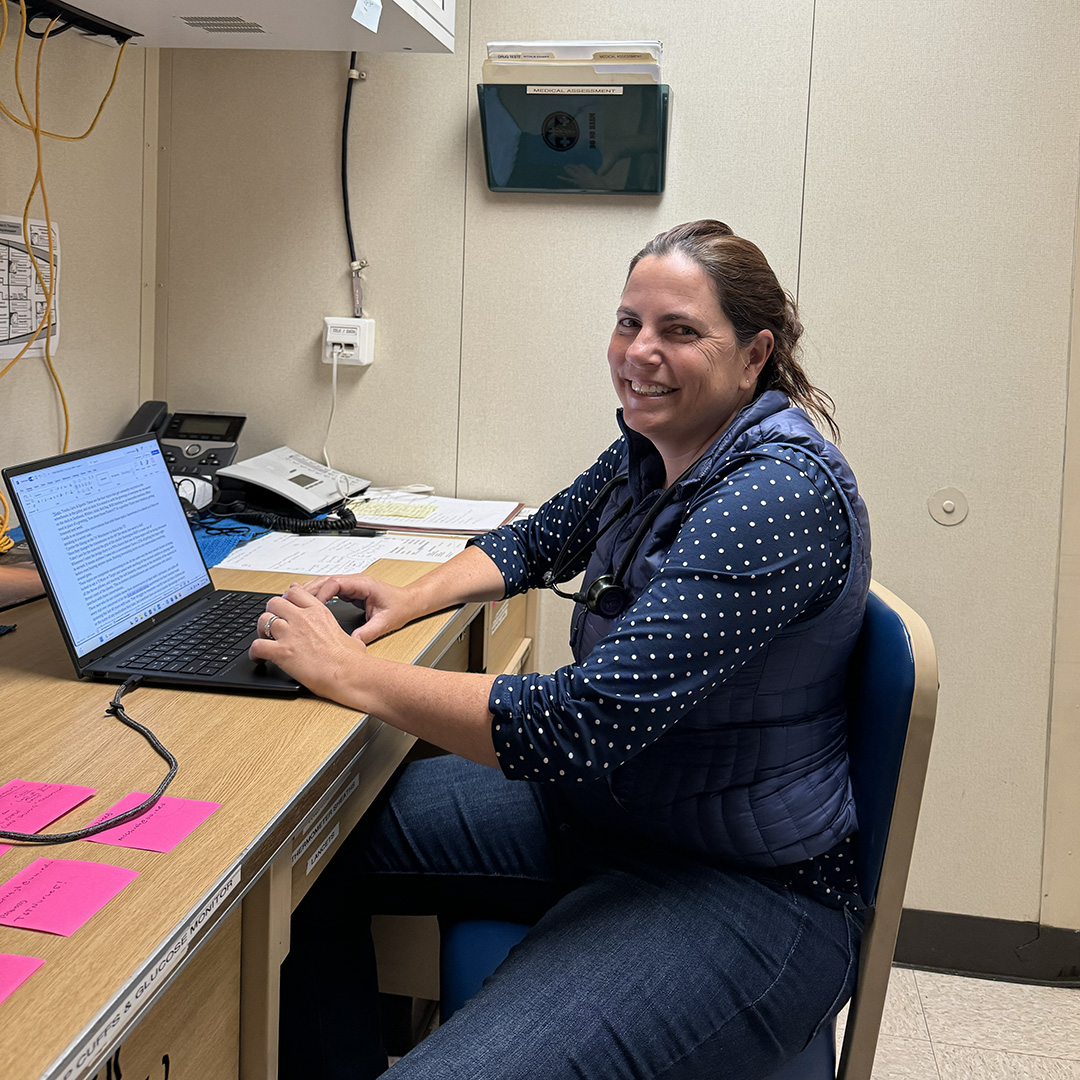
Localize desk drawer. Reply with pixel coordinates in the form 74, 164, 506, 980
91, 907, 241, 1080
289, 627, 473, 906
289, 722, 415, 908
486, 593, 531, 674
434, 626, 471, 674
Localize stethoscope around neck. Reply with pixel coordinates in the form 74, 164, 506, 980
541, 457, 701, 619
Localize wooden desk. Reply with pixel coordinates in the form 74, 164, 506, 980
0, 561, 493, 1080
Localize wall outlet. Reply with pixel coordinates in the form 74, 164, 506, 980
323, 316, 375, 365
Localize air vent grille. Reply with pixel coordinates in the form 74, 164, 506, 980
179, 16, 266, 34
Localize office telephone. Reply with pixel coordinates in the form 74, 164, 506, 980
215, 447, 370, 516
120, 403, 370, 524
121, 401, 245, 478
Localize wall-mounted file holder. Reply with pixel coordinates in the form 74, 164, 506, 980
477, 83, 670, 194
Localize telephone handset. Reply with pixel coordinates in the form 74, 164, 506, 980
120, 401, 246, 478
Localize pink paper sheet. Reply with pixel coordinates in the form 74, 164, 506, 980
0, 953, 45, 1005
85, 793, 221, 853
0, 858, 138, 936
0, 779, 98, 857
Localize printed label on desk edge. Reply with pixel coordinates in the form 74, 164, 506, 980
306, 823, 340, 875
58, 864, 240, 1079
292, 775, 358, 866
186, 864, 241, 940
62, 935, 189, 1078
491, 599, 509, 634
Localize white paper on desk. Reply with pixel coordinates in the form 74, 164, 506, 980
215, 532, 398, 575
382, 534, 469, 562
347, 490, 522, 534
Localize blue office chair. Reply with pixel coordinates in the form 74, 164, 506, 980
439, 581, 938, 1080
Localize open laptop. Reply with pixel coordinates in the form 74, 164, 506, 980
2, 434, 364, 694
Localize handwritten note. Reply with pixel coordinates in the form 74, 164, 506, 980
0, 858, 138, 936
0, 954, 45, 1004
86, 793, 221, 853
351, 0, 382, 33
0, 778, 98, 857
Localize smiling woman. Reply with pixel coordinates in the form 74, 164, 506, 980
609, 249, 773, 486
270, 220, 872, 1080
620, 219, 838, 444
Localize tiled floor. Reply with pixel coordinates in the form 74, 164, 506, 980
840, 966, 1080, 1079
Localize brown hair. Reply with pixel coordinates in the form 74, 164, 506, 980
628, 219, 839, 441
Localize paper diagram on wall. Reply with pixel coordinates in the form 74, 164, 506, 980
0, 214, 60, 361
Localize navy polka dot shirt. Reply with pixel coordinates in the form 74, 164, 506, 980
471, 438, 864, 911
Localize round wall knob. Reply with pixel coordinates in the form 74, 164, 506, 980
928, 487, 968, 526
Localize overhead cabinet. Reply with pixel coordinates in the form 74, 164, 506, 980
33, 0, 454, 53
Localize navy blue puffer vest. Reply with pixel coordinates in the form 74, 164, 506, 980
562, 392, 871, 867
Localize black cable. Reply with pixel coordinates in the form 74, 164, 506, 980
0, 677, 179, 845
542, 474, 629, 590
544, 493, 632, 596
543, 455, 718, 612
342, 51, 358, 266
239, 506, 358, 534
195, 519, 252, 537
21, 1, 136, 44
201, 505, 357, 535
25, 17, 74, 37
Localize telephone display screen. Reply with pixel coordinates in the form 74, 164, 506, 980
176, 414, 233, 438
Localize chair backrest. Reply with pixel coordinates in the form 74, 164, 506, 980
838, 581, 937, 1080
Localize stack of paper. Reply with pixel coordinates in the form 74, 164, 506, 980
345, 490, 523, 535
482, 40, 663, 87
212, 489, 521, 576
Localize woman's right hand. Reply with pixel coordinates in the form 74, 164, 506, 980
296, 574, 421, 644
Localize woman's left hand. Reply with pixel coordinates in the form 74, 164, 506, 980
248, 585, 364, 698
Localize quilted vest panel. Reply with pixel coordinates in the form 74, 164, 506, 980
561, 392, 872, 867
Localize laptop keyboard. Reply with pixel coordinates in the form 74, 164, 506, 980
119, 591, 270, 676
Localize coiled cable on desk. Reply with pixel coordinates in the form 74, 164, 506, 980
0, 678, 178, 845
204, 504, 358, 535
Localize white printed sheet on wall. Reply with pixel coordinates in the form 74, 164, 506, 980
0, 214, 60, 360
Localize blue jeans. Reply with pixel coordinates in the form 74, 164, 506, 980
279, 755, 863, 1080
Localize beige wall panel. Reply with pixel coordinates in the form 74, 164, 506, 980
1043, 179, 1080, 930
0, 31, 146, 477
459, 0, 814, 670
799, 1, 1080, 920
8, 1, 1072, 929
160, 36, 468, 490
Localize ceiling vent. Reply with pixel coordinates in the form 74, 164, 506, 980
179, 16, 265, 34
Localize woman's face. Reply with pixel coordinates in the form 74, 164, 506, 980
607, 252, 771, 474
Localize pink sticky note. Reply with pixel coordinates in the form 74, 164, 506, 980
0, 954, 45, 1004
0, 858, 138, 936
85, 793, 221, 853
0, 779, 98, 854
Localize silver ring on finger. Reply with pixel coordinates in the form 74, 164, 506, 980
263, 614, 281, 641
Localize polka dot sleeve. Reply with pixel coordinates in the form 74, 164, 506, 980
469, 440, 624, 595
489, 452, 852, 783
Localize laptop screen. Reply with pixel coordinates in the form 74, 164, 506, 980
6, 437, 211, 657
